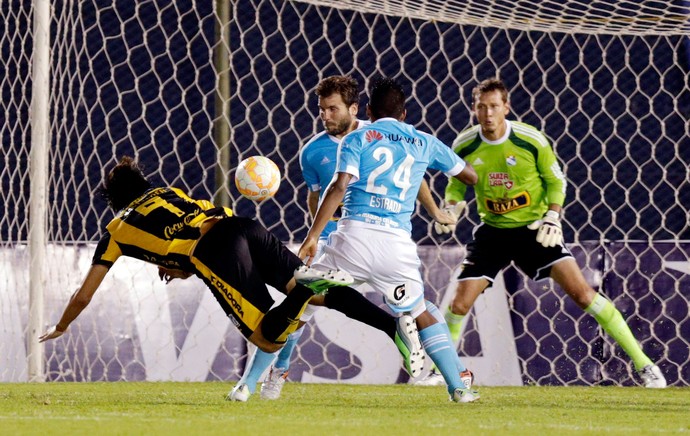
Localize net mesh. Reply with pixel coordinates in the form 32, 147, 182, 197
1, 0, 688, 385
297, 0, 690, 35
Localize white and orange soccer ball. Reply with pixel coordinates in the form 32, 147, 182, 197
234, 156, 281, 201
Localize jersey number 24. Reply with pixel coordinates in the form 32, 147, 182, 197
366, 147, 414, 201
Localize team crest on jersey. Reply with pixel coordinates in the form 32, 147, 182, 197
365, 130, 383, 142
506, 155, 517, 166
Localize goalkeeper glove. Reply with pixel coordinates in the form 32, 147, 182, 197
434, 201, 466, 234
527, 210, 563, 247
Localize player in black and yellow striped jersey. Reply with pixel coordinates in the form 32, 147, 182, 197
38, 156, 353, 353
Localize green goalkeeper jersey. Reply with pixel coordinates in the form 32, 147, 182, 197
445, 120, 566, 228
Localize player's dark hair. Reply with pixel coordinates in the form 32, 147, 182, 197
315, 75, 359, 107
472, 78, 509, 105
367, 76, 406, 120
100, 156, 152, 211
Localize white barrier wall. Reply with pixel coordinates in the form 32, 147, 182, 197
2, 243, 688, 386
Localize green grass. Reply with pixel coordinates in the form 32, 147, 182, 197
1, 382, 689, 435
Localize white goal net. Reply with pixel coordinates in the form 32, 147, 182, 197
1, 0, 689, 386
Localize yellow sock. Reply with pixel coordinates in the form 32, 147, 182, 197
585, 294, 653, 371
444, 306, 465, 344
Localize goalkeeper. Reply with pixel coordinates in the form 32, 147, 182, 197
427, 78, 665, 388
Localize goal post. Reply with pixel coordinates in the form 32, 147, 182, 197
27, 0, 51, 382
213, 0, 232, 208
1, 0, 688, 385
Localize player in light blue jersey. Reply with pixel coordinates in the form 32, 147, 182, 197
231, 76, 458, 402
300, 120, 369, 242
299, 76, 481, 403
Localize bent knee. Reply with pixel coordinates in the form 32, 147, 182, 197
568, 286, 597, 309
559, 280, 597, 308
248, 329, 285, 353
258, 342, 282, 353
450, 289, 474, 316
450, 299, 472, 316
450, 280, 488, 315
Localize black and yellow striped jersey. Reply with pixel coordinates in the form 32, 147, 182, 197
92, 187, 233, 271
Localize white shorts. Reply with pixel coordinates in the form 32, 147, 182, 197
314, 220, 426, 317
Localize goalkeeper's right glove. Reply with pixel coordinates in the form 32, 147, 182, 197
434, 201, 466, 234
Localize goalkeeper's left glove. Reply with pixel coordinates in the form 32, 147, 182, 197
527, 210, 563, 247
434, 201, 466, 234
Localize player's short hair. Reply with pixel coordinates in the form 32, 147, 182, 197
367, 76, 405, 120
315, 75, 359, 107
101, 156, 152, 211
472, 78, 509, 105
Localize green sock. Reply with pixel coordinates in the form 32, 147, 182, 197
585, 294, 653, 371
444, 306, 465, 344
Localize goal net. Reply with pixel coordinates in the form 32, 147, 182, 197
1, 0, 688, 386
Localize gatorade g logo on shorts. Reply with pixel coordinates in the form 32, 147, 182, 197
393, 284, 406, 300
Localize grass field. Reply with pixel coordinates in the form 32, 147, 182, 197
1, 382, 689, 435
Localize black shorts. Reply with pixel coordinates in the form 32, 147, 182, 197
190, 217, 303, 339
458, 223, 573, 283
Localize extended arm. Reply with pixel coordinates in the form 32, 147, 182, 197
444, 161, 477, 205
298, 172, 351, 264
417, 178, 460, 232
417, 178, 443, 220
307, 189, 320, 219
454, 162, 478, 186
433, 162, 477, 234
39, 264, 109, 342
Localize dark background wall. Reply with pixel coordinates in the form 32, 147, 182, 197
2, 0, 689, 244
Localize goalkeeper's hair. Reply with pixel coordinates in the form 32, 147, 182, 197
472, 78, 509, 105
315, 75, 359, 107
367, 76, 406, 120
100, 156, 152, 211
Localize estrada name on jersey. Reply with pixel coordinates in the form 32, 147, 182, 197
299, 120, 369, 240
337, 117, 466, 234
445, 120, 566, 228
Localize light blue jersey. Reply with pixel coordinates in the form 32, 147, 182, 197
337, 118, 466, 234
300, 120, 369, 240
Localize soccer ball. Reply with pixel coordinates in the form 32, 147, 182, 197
234, 156, 281, 201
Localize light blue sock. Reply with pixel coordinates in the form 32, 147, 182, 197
238, 348, 277, 394
419, 322, 463, 395
275, 327, 304, 369
424, 300, 466, 373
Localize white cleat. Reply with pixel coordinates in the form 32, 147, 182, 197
451, 387, 479, 403
227, 383, 251, 402
395, 314, 425, 378
294, 265, 354, 295
414, 369, 445, 386
414, 368, 475, 389
260, 366, 289, 400
639, 364, 667, 388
